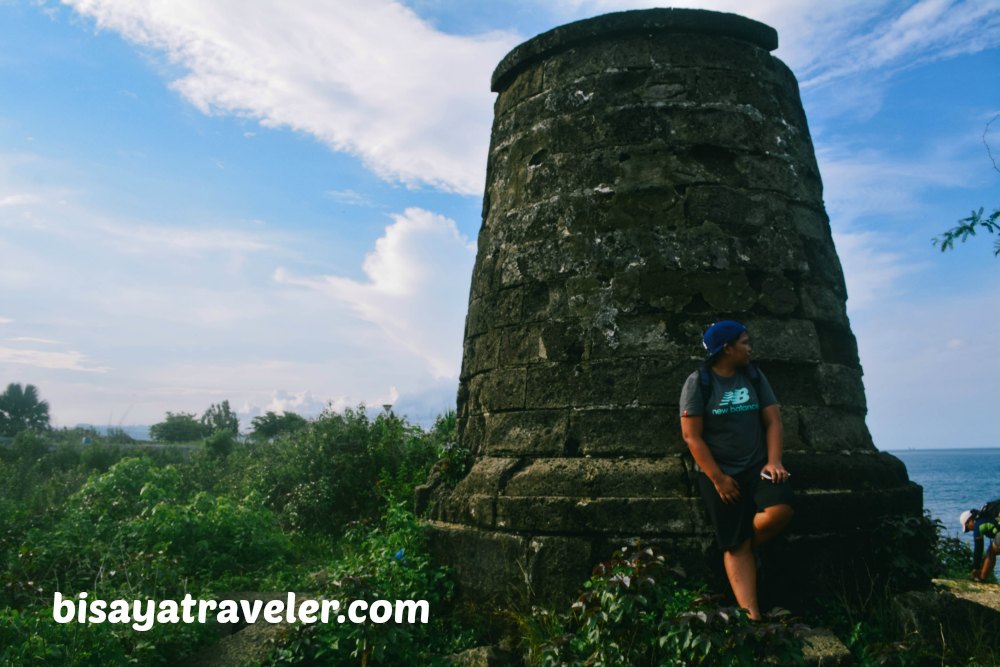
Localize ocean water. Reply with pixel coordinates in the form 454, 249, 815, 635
889, 448, 1000, 545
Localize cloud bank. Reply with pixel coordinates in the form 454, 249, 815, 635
275, 207, 476, 379
64, 0, 517, 194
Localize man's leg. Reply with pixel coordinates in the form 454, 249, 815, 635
980, 542, 1000, 581
724, 538, 761, 620
753, 503, 794, 547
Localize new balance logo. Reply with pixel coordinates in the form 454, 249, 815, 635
719, 387, 750, 407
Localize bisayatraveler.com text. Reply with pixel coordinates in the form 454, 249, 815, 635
53, 592, 429, 631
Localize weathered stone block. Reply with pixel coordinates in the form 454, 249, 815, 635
525, 535, 594, 603
427, 523, 528, 602
797, 407, 875, 451
792, 484, 922, 533
782, 451, 910, 491
693, 270, 756, 311
525, 361, 639, 409
759, 273, 799, 315
496, 497, 701, 534
746, 318, 822, 362
799, 283, 849, 325
495, 61, 544, 117
467, 369, 527, 413
570, 407, 679, 456
817, 363, 867, 411
504, 457, 689, 497
462, 333, 500, 378
482, 410, 568, 455
453, 458, 523, 496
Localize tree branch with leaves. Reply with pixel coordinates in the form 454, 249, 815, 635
934, 115, 1000, 258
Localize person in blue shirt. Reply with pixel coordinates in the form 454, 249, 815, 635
961, 508, 1000, 582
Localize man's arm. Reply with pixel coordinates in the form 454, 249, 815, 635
759, 405, 789, 483
681, 415, 741, 504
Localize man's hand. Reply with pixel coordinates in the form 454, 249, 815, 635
761, 461, 790, 484
713, 474, 741, 504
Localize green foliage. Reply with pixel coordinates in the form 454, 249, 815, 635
201, 400, 239, 437
521, 546, 804, 667
203, 429, 235, 459
7, 457, 294, 604
814, 514, 992, 666
259, 503, 474, 666
149, 412, 209, 443
871, 513, 938, 592
933, 206, 1000, 256
0, 408, 472, 664
239, 405, 440, 534
0, 382, 50, 436
250, 411, 308, 441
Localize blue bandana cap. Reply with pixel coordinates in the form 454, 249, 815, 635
703, 320, 747, 357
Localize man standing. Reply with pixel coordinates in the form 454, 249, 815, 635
679, 320, 794, 620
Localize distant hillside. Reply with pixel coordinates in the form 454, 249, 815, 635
76, 424, 152, 441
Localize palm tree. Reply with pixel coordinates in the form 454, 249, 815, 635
0, 383, 51, 436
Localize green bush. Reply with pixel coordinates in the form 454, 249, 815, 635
521, 546, 804, 667
203, 429, 235, 459
0, 409, 468, 664
8, 457, 294, 605
259, 502, 475, 666
238, 406, 441, 535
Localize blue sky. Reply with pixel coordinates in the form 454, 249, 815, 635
0, 0, 997, 448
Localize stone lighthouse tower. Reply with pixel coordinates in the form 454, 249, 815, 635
420, 8, 925, 605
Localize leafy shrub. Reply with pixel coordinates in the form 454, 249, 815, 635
259, 502, 474, 666
203, 429, 235, 459
870, 512, 939, 592
150, 412, 209, 443
522, 546, 804, 667
239, 406, 441, 534
8, 457, 294, 605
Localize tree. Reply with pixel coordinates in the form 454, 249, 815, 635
0, 383, 50, 436
201, 400, 239, 436
150, 412, 210, 443
250, 411, 308, 441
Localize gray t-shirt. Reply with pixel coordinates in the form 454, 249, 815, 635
679, 367, 778, 475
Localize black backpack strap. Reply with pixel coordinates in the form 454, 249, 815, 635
746, 363, 763, 399
699, 364, 712, 410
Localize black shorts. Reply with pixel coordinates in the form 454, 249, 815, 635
696, 463, 794, 551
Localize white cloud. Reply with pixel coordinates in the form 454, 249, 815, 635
242, 389, 336, 420
832, 231, 919, 311
817, 144, 974, 227
8, 337, 63, 344
808, 0, 1000, 87
0, 317, 12, 325
275, 207, 475, 378
553, 1, 1000, 88
0, 193, 41, 207
325, 189, 374, 207
0, 347, 108, 372
93, 219, 275, 256
63, 0, 518, 194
